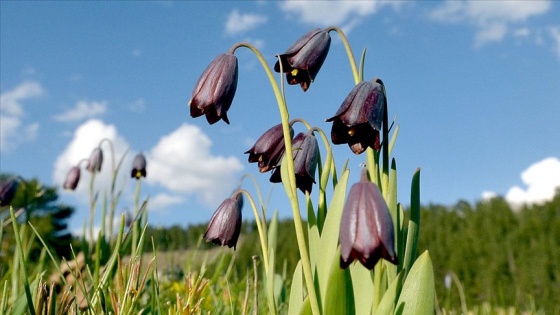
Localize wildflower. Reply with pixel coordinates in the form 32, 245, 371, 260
0, 177, 19, 207
339, 168, 398, 269
270, 132, 319, 193
245, 123, 294, 172
63, 166, 81, 191
131, 152, 147, 179
203, 193, 243, 250
274, 28, 331, 91
86, 147, 103, 173
326, 78, 385, 154
189, 53, 238, 124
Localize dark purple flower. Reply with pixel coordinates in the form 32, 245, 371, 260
270, 132, 319, 193
326, 78, 385, 155
0, 177, 19, 207
86, 147, 103, 173
189, 53, 238, 125
203, 193, 243, 250
131, 152, 147, 179
274, 28, 331, 92
340, 168, 398, 269
63, 166, 81, 191
245, 123, 294, 173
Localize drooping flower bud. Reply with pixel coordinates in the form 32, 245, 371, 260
203, 192, 243, 250
189, 53, 238, 125
86, 147, 103, 173
245, 123, 294, 173
339, 168, 398, 269
274, 28, 331, 91
270, 132, 319, 193
131, 152, 147, 179
63, 166, 81, 191
0, 177, 19, 207
326, 78, 385, 154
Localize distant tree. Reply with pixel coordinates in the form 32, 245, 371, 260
0, 174, 74, 265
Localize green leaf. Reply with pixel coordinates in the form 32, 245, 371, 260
288, 261, 304, 315
307, 195, 320, 273
376, 269, 405, 315
268, 210, 279, 255
395, 251, 435, 315
323, 247, 355, 315
317, 169, 350, 299
267, 250, 278, 315
349, 263, 374, 315
402, 168, 420, 278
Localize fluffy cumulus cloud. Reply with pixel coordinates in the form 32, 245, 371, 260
505, 157, 560, 208
430, 0, 552, 47
225, 10, 268, 35
0, 81, 43, 152
147, 124, 243, 206
53, 119, 131, 199
149, 193, 185, 213
53, 100, 107, 122
279, 1, 399, 32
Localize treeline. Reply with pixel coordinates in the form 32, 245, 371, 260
143, 192, 560, 313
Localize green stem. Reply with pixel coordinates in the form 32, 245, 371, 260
9, 207, 36, 315
239, 189, 269, 275
132, 178, 142, 257
327, 26, 360, 84
89, 172, 97, 251
311, 127, 334, 233
232, 42, 321, 315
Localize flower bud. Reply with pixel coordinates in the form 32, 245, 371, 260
270, 132, 319, 193
0, 177, 19, 207
274, 28, 331, 91
340, 168, 398, 269
203, 193, 243, 250
63, 166, 81, 191
189, 53, 238, 124
86, 147, 103, 173
326, 78, 385, 154
131, 152, 147, 179
245, 123, 293, 172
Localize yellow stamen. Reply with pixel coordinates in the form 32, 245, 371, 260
136, 171, 142, 178
348, 128, 355, 136
291, 69, 298, 76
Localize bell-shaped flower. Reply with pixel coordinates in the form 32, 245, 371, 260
245, 123, 294, 173
203, 192, 243, 250
274, 28, 331, 92
189, 53, 238, 125
340, 168, 398, 269
0, 177, 19, 207
270, 132, 319, 193
63, 166, 81, 191
131, 152, 147, 179
326, 78, 385, 154
86, 147, 103, 173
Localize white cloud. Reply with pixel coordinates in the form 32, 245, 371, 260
549, 26, 560, 59
430, 1, 552, 47
53, 119, 131, 199
0, 81, 43, 152
225, 10, 268, 35
149, 193, 185, 212
279, 1, 399, 32
147, 123, 243, 206
481, 190, 498, 201
505, 157, 560, 208
53, 100, 107, 122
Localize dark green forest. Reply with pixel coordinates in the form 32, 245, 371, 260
143, 192, 560, 313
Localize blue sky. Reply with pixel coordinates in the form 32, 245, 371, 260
1, 1, 560, 233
